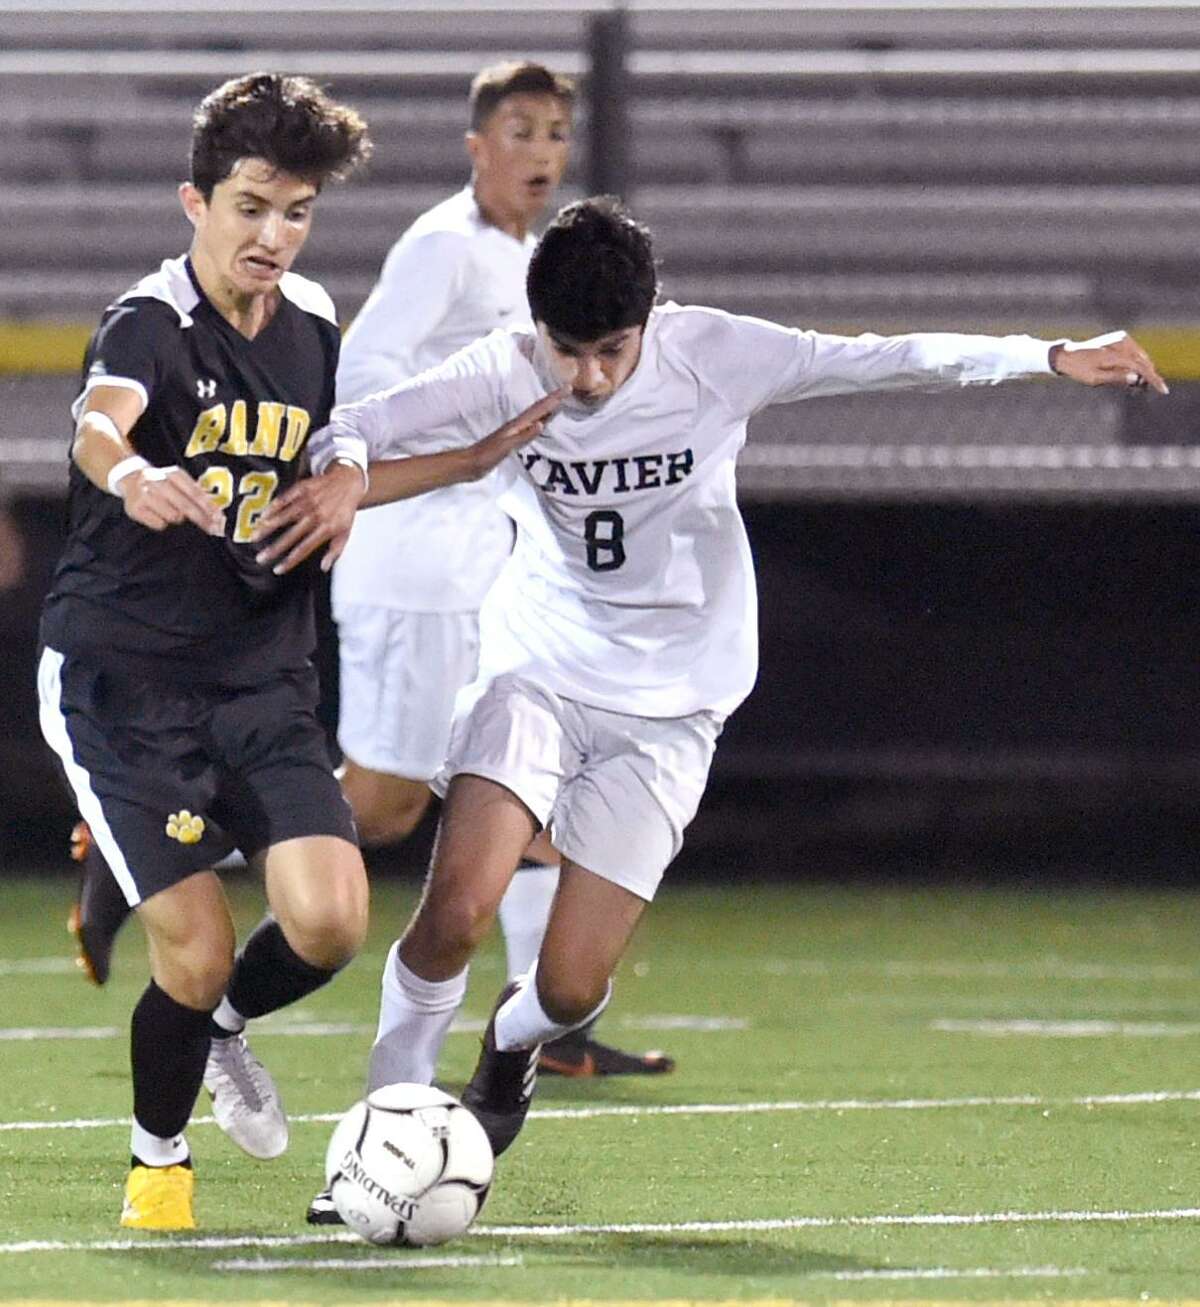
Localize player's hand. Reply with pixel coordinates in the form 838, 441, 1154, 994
118, 465, 226, 537
1049, 332, 1168, 394
464, 388, 567, 479
252, 460, 367, 575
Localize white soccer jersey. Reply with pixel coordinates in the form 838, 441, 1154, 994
331, 187, 533, 613
313, 303, 1055, 719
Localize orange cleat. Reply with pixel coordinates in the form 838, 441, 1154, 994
67, 820, 132, 986
539, 1033, 675, 1078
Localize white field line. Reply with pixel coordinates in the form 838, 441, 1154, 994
9, 953, 1200, 983
213, 1254, 522, 1272
0, 1013, 739, 1042
477, 1206, 1200, 1237
812, 1265, 1084, 1281
934, 1018, 1200, 1037
6, 1086, 1200, 1134
621, 1015, 749, 1031
3, 1207, 1200, 1256
2, 1233, 362, 1254
0, 1027, 127, 1041
0, 1023, 374, 1042
0, 1021, 442, 1042
759, 958, 1200, 982
210, 1256, 1069, 1279
0, 958, 76, 976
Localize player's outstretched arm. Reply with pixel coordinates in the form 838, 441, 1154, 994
1048, 331, 1169, 394
255, 389, 564, 575
75, 389, 226, 537
362, 386, 566, 507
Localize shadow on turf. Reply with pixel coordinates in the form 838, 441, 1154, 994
96, 1236, 873, 1282
506, 1233, 873, 1280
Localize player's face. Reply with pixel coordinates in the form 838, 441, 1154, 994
181, 158, 317, 301
537, 322, 644, 410
468, 93, 571, 231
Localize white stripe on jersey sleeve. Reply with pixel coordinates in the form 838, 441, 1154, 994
115, 255, 200, 328
279, 270, 338, 326
70, 374, 149, 423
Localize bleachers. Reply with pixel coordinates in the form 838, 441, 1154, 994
5, 179, 1196, 322
3, 4, 1200, 322
3, 1, 1199, 497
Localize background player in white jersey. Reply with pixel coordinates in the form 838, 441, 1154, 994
259, 197, 1166, 1163
331, 61, 672, 1091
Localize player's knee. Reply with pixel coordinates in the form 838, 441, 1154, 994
417, 885, 494, 958
275, 852, 369, 969
287, 887, 368, 970
155, 940, 235, 1011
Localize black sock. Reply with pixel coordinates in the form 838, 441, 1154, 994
131, 980, 213, 1141
217, 917, 341, 1033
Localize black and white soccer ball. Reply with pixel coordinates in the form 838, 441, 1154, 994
324, 1082, 494, 1246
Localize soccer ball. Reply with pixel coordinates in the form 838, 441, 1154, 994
324, 1082, 494, 1246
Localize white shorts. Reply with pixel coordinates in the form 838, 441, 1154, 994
437, 674, 723, 900
336, 605, 480, 780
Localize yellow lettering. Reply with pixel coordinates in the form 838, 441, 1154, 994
218, 399, 249, 457
198, 466, 234, 514
234, 470, 280, 542
184, 404, 226, 458
248, 401, 286, 458
279, 406, 311, 462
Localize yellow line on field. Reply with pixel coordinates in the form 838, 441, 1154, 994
4, 320, 1200, 380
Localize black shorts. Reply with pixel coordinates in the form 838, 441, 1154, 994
38, 646, 357, 905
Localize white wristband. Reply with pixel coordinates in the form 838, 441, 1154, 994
84, 411, 122, 443
106, 455, 151, 496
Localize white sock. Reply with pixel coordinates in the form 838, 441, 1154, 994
493, 965, 612, 1052
131, 1119, 189, 1168
496, 862, 559, 980
367, 940, 468, 1093
210, 995, 246, 1036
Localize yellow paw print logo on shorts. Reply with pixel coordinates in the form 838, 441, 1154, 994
165, 810, 205, 844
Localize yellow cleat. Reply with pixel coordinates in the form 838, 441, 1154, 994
120, 1164, 196, 1230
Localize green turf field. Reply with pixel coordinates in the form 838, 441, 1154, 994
3, 872, 1200, 1304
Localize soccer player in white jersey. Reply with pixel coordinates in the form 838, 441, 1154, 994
258, 196, 1166, 1160
331, 61, 671, 1095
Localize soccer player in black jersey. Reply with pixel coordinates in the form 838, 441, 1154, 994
38, 72, 558, 1231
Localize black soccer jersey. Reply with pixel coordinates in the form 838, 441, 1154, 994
41, 256, 340, 685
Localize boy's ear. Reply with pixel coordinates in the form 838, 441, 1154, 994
178, 182, 206, 228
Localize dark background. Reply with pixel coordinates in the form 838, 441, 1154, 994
7, 491, 1199, 883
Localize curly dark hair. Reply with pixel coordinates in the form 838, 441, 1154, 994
190, 72, 372, 199
527, 196, 658, 341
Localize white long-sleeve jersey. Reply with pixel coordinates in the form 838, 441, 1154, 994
331, 187, 533, 613
313, 302, 1055, 719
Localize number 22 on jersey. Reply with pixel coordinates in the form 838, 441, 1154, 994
185, 399, 312, 543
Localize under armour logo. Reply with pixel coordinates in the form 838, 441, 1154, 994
197, 378, 217, 399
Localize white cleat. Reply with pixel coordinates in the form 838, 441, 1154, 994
203, 1032, 289, 1159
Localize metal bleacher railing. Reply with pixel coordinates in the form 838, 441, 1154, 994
3, 0, 1200, 499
